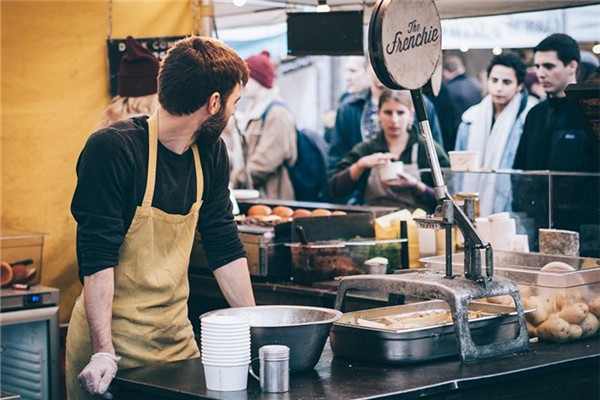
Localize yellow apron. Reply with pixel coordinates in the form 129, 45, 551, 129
66, 113, 203, 399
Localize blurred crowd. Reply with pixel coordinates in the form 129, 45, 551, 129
103, 33, 600, 215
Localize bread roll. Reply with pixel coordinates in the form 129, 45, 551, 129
272, 206, 294, 218
248, 205, 272, 217
310, 209, 332, 217
292, 209, 311, 218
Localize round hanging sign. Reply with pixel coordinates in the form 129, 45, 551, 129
369, 0, 442, 90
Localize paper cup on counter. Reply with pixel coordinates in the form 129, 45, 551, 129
417, 228, 436, 257
512, 234, 530, 253
490, 217, 516, 251
475, 217, 493, 244
379, 161, 404, 181
203, 363, 249, 391
448, 151, 480, 172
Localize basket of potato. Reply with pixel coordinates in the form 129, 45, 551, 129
519, 261, 600, 343
522, 291, 600, 343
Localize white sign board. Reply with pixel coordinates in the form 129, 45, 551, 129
369, 0, 442, 90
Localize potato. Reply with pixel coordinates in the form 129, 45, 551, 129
588, 296, 600, 318
536, 314, 571, 342
486, 295, 514, 306
522, 296, 552, 326
568, 324, 583, 340
526, 321, 537, 336
518, 284, 531, 297
555, 290, 586, 310
579, 313, 600, 337
558, 303, 588, 324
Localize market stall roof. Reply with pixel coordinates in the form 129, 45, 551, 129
213, 0, 599, 29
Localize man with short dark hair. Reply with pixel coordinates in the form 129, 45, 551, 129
454, 52, 536, 215
67, 36, 256, 399
512, 34, 599, 258
513, 33, 598, 171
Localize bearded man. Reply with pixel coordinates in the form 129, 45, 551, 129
67, 36, 256, 399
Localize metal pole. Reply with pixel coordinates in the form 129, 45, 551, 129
410, 89, 448, 200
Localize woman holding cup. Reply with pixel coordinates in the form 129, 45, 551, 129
328, 90, 449, 211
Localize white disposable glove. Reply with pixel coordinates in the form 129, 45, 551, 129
77, 352, 121, 399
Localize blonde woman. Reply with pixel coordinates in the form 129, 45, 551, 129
328, 90, 449, 211
96, 36, 159, 129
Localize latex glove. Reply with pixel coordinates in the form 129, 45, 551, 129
78, 352, 121, 399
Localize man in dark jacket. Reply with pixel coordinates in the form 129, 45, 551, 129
513, 34, 598, 172
442, 55, 482, 117
512, 34, 599, 257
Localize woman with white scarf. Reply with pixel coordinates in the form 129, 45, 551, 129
455, 53, 537, 216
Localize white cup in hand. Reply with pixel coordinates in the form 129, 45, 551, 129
379, 161, 404, 182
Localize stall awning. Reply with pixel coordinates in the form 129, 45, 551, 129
213, 0, 599, 29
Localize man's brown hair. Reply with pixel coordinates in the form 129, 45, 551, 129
158, 36, 249, 115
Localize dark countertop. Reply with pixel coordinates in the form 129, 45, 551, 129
114, 337, 600, 400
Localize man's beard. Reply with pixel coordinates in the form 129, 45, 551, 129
194, 106, 228, 147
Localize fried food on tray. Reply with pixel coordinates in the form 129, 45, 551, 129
352, 309, 486, 330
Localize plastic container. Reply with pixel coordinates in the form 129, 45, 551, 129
420, 250, 600, 343
288, 238, 405, 283
0, 229, 45, 286
288, 241, 358, 284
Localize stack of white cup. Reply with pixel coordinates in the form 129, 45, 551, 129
201, 315, 251, 391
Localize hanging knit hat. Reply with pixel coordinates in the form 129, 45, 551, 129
117, 36, 160, 97
245, 51, 275, 89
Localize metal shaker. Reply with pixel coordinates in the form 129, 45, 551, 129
252, 345, 289, 393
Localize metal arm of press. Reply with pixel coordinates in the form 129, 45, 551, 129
410, 90, 493, 283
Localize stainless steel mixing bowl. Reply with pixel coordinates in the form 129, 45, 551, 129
200, 305, 342, 372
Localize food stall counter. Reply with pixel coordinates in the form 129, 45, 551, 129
113, 337, 599, 400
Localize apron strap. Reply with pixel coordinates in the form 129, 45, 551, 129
144, 112, 204, 206
191, 144, 204, 203
143, 113, 159, 207
411, 142, 419, 164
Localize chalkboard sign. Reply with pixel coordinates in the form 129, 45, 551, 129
287, 11, 364, 56
106, 36, 186, 97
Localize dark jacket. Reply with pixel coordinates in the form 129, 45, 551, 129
512, 98, 600, 256
446, 73, 482, 117
513, 97, 599, 172
328, 129, 450, 207
327, 90, 445, 174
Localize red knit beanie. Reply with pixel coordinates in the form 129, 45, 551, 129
117, 36, 160, 97
245, 51, 275, 89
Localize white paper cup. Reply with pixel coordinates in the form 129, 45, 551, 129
203, 363, 249, 391
201, 355, 251, 364
379, 161, 404, 181
200, 335, 250, 345
512, 234, 530, 253
201, 329, 250, 336
202, 345, 250, 354
201, 315, 250, 326
490, 218, 516, 251
448, 151, 480, 172
201, 348, 250, 355
475, 217, 493, 244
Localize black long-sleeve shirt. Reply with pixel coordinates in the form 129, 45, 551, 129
71, 116, 245, 282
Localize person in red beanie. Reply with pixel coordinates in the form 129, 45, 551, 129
97, 36, 160, 129
233, 50, 297, 199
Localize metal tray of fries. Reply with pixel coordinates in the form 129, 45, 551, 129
330, 300, 529, 364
